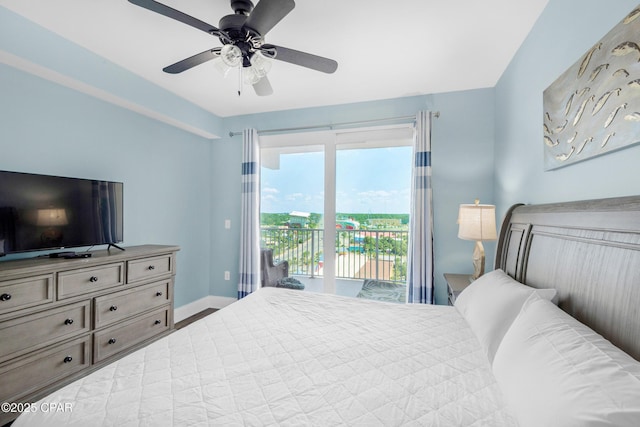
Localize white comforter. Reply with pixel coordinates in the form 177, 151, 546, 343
14, 288, 517, 426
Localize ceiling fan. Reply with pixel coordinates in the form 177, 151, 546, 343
128, 0, 338, 96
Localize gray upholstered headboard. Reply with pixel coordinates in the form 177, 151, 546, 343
495, 196, 640, 361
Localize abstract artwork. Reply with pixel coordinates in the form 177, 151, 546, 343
543, 5, 640, 170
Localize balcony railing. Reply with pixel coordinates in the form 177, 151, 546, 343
261, 227, 408, 283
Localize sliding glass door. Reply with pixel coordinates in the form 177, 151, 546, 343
260, 126, 412, 296
335, 145, 411, 286
260, 139, 327, 292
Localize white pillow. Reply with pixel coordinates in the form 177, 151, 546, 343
454, 269, 556, 363
493, 294, 640, 427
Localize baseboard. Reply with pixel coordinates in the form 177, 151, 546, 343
174, 295, 237, 323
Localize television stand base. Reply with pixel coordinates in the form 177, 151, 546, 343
66, 253, 91, 259
49, 251, 77, 258
107, 243, 125, 251
49, 251, 93, 259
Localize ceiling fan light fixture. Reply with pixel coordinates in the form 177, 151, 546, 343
220, 44, 242, 67
250, 51, 272, 78
214, 57, 234, 78
243, 66, 262, 85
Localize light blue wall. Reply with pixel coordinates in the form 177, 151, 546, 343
213, 90, 496, 304
0, 64, 213, 308
431, 89, 496, 294
494, 0, 640, 218
0, 6, 224, 139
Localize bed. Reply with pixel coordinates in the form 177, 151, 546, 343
12, 196, 640, 426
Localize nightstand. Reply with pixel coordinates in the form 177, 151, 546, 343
444, 273, 472, 306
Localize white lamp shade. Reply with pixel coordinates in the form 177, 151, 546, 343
37, 208, 68, 227
457, 203, 497, 241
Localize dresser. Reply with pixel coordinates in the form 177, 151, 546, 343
0, 245, 178, 425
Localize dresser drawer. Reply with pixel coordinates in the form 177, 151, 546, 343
127, 255, 173, 283
93, 308, 170, 363
94, 280, 171, 328
57, 263, 124, 299
0, 301, 90, 363
0, 335, 91, 403
0, 275, 54, 315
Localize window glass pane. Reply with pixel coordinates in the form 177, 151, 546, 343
335, 145, 412, 286
260, 145, 325, 290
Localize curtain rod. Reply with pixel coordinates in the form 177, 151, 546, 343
228, 111, 440, 137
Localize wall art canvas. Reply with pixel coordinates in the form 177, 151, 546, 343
543, 4, 640, 170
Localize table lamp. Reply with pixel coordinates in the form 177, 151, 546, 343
457, 200, 497, 280
37, 208, 68, 245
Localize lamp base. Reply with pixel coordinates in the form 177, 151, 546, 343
40, 228, 63, 247
471, 241, 486, 280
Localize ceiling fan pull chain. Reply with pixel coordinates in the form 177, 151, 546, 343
238, 66, 243, 96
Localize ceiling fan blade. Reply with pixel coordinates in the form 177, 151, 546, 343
263, 44, 338, 74
128, 0, 221, 36
253, 76, 274, 96
243, 0, 295, 36
163, 48, 221, 74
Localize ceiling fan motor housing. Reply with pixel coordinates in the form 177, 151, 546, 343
230, 0, 254, 16
218, 14, 248, 34
219, 0, 263, 68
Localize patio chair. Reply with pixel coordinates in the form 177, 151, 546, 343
260, 249, 304, 290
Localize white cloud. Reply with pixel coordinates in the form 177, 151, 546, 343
358, 190, 395, 199
286, 192, 304, 201
262, 187, 280, 194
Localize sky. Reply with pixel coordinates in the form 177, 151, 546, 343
261, 145, 413, 215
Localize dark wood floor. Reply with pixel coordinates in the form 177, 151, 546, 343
175, 308, 217, 330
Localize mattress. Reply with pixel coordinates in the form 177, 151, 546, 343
14, 287, 517, 426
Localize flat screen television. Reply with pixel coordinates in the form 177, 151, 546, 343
0, 170, 123, 256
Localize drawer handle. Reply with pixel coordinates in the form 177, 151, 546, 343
147, 265, 155, 271
63, 356, 73, 363
108, 338, 117, 345
155, 291, 163, 297
154, 320, 162, 325
64, 318, 74, 325
109, 305, 118, 312
0, 293, 11, 301
89, 276, 99, 283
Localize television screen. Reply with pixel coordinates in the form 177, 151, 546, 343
0, 170, 123, 256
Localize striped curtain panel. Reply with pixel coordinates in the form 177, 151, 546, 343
92, 181, 120, 244
406, 111, 434, 304
238, 129, 261, 299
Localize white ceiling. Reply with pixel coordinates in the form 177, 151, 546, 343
1, 0, 549, 118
